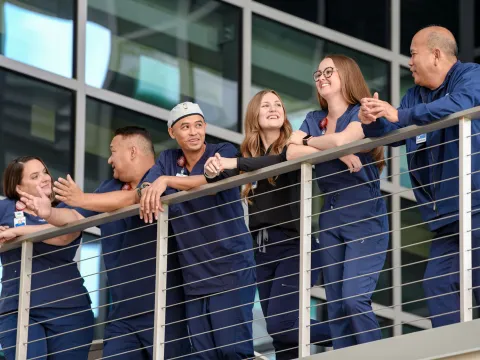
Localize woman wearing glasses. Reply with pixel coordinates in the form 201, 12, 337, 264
287, 55, 389, 349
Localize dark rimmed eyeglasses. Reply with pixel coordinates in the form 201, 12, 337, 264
313, 67, 337, 82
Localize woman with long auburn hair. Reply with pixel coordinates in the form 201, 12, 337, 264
204, 90, 367, 358
0, 156, 93, 359
287, 54, 389, 349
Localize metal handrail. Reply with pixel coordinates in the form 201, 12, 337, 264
1, 106, 478, 253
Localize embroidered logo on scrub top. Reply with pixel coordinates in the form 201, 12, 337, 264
319, 117, 328, 135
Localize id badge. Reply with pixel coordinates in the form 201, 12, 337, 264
14, 211, 24, 219
176, 173, 188, 177
14, 217, 26, 227
416, 134, 426, 144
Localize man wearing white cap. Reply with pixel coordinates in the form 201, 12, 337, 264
139, 102, 256, 359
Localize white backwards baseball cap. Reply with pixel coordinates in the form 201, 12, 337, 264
168, 102, 204, 128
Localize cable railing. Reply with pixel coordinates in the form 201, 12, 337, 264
0, 106, 479, 359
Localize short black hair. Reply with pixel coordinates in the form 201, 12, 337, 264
114, 126, 154, 155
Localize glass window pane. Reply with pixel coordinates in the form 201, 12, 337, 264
252, 15, 390, 131
0, 69, 74, 194
401, 198, 434, 317
86, 0, 241, 131
79, 232, 108, 340
377, 316, 393, 339
402, 324, 423, 334
255, 0, 390, 48
372, 191, 393, 307
400, 0, 459, 56
0, 0, 74, 77
85, 97, 227, 192
400, 67, 415, 188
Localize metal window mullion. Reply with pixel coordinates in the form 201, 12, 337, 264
153, 207, 169, 360
16, 241, 33, 360
241, 0, 252, 133
459, 117, 473, 322
74, 0, 87, 190
299, 163, 312, 358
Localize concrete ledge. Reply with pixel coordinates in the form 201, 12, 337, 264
305, 319, 480, 360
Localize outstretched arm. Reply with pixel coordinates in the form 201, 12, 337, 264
0, 224, 80, 246
18, 186, 84, 227
54, 175, 137, 212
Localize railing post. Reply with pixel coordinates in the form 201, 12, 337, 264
153, 206, 169, 359
299, 163, 312, 358
16, 241, 33, 360
459, 116, 473, 322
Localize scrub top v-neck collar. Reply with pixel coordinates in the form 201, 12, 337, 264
176, 143, 210, 176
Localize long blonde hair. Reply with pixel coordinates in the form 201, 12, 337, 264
318, 54, 386, 173
241, 90, 293, 198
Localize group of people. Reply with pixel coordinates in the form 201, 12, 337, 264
0, 25, 479, 360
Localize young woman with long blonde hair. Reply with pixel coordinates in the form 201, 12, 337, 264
203, 90, 364, 358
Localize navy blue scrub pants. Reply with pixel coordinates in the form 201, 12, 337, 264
185, 283, 255, 359
319, 193, 389, 349
423, 213, 480, 327
103, 253, 191, 359
255, 227, 332, 360
0, 306, 94, 359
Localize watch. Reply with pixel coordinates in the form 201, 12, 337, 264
136, 182, 150, 198
302, 135, 313, 146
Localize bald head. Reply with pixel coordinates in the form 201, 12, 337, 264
415, 26, 458, 59
409, 26, 458, 89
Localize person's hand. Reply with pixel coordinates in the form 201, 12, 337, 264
339, 154, 362, 173
204, 156, 221, 178
17, 186, 52, 220
139, 178, 167, 223
0, 228, 18, 244
53, 174, 84, 207
360, 92, 398, 123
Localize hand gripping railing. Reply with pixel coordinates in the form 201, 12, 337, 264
1, 106, 479, 359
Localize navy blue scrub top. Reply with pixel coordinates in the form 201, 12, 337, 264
144, 143, 256, 296
300, 104, 382, 195
75, 179, 156, 319
0, 199, 90, 314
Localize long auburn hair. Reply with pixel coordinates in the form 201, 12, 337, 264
318, 54, 386, 173
241, 90, 293, 198
3, 156, 56, 203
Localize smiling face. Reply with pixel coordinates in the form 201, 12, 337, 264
17, 159, 52, 198
409, 31, 437, 88
168, 115, 206, 153
257, 92, 285, 131
315, 57, 342, 100
107, 135, 133, 181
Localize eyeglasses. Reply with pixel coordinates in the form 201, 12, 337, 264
313, 67, 337, 82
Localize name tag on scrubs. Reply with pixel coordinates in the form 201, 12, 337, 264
176, 173, 188, 177
416, 133, 426, 144
14, 217, 26, 227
